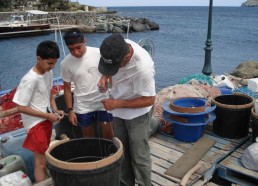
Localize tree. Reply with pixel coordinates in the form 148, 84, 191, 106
40, 0, 58, 9
0, 0, 11, 9
15, 0, 30, 8
58, 0, 69, 11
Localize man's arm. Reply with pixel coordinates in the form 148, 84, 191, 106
101, 96, 155, 111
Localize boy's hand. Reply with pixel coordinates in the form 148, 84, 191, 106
48, 113, 61, 122
68, 111, 78, 126
55, 110, 65, 119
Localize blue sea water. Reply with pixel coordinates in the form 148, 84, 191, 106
0, 6, 258, 91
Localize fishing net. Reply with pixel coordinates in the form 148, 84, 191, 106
0, 88, 23, 134
178, 73, 213, 86
233, 86, 258, 99
0, 85, 65, 134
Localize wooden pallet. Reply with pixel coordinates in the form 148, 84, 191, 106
150, 125, 250, 186
217, 139, 258, 186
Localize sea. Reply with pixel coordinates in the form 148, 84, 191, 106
0, 6, 258, 91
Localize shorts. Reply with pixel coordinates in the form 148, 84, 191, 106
76, 111, 113, 127
23, 120, 53, 154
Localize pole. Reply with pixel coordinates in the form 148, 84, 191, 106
202, 0, 213, 76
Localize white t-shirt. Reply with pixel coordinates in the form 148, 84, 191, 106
61, 46, 108, 114
13, 69, 53, 129
109, 39, 156, 119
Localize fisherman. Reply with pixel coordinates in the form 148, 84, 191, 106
13, 40, 64, 183
61, 28, 113, 139
98, 34, 156, 186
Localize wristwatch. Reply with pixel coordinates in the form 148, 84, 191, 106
67, 107, 73, 113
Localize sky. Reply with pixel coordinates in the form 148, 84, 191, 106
74, 0, 245, 7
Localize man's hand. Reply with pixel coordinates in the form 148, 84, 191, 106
98, 75, 111, 93
101, 98, 121, 111
55, 110, 65, 120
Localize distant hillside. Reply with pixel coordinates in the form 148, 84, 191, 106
241, 0, 258, 7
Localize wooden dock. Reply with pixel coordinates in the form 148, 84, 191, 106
217, 138, 258, 186
34, 125, 251, 186
149, 125, 250, 186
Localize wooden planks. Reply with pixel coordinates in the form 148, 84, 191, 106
217, 139, 258, 186
150, 126, 250, 186
164, 137, 216, 179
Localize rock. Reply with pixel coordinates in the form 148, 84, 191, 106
231, 61, 258, 78
80, 25, 96, 33
131, 21, 147, 32
95, 23, 108, 33
112, 26, 125, 33
241, 0, 258, 7
145, 20, 160, 30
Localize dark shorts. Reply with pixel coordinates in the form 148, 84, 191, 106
76, 111, 113, 127
23, 120, 53, 154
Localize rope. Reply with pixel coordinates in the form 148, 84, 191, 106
178, 74, 213, 86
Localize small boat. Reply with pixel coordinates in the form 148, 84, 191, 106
0, 10, 51, 38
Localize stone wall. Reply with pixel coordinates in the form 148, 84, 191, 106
0, 11, 159, 33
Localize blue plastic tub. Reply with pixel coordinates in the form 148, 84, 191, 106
163, 112, 216, 142
162, 101, 216, 123
218, 87, 232, 95
162, 110, 206, 123
170, 97, 206, 113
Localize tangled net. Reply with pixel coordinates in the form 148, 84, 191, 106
178, 73, 213, 86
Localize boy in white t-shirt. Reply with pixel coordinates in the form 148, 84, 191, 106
61, 28, 113, 139
13, 40, 64, 183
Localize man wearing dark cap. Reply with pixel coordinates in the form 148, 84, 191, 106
98, 34, 156, 186
60, 28, 113, 139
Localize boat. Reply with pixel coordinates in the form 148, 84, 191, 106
0, 10, 52, 38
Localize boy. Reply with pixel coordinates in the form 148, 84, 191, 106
13, 40, 64, 183
61, 28, 113, 139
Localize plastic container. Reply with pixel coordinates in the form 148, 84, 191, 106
0, 170, 32, 186
46, 137, 123, 186
0, 130, 35, 182
162, 101, 216, 123
218, 87, 232, 95
255, 99, 258, 114
211, 93, 254, 139
162, 112, 216, 142
0, 155, 27, 178
248, 78, 258, 92
170, 97, 206, 113
212, 75, 234, 89
251, 107, 258, 143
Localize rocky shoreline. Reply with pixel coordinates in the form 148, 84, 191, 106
241, 0, 258, 7
0, 11, 159, 33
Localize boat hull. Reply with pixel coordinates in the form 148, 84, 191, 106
0, 24, 51, 38
0, 24, 50, 33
